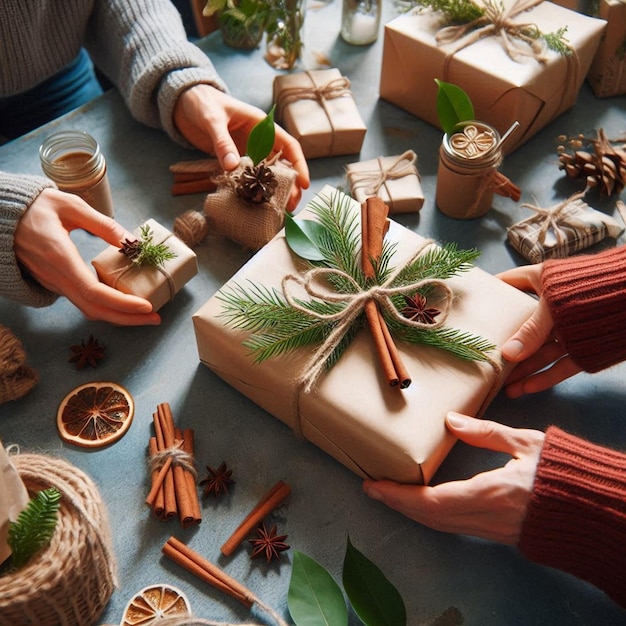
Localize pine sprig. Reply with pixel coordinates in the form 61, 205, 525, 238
6, 487, 61, 572
218, 194, 495, 374
129, 224, 177, 268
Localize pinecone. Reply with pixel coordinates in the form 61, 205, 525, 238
236, 163, 278, 204
557, 129, 626, 195
119, 237, 142, 260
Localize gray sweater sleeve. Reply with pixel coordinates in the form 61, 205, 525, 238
0, 172, 58, 307
84, 0, 228, 146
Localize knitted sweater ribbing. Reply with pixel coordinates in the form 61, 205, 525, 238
0, 0, 226, 307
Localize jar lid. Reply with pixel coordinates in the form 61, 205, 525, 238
442, 121, 501, 166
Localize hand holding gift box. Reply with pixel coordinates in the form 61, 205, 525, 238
92, 219, 198, 312
193, 187, 537, 484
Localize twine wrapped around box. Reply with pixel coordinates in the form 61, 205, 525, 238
0, 453, 117, 626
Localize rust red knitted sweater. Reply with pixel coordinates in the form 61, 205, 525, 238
517, 246, 626, 608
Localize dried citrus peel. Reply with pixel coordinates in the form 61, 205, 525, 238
120, 583, 191, 625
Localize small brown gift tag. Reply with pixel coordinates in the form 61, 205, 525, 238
92, 219, 198, 311
507, 193, 625, 263
203, 156, 296, 250
273, 68, 367, 159
346, 151, 424, 214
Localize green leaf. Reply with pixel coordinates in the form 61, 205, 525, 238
285, 212, 327, 261
342, 537, 406, 626
288, 550, 349, 626
435, 79, 474, 135
247, 105, 276, 165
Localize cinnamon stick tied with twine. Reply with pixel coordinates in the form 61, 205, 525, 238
145, 402, 201, 528
361, 197, 411, 388
221, 480, 291, 557
162, 536, 290, 626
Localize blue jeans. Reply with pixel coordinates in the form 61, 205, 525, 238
0, 49, 104, 140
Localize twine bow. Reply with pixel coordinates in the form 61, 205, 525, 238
347, 150, 419, 202
281, 241, 455, 392
521, 192, 587, 246
148, 439, 198, 479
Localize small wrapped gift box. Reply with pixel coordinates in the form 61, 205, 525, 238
379, 0, 606, 154
193, 186, 537, 484
507, 195, 624, 263
273, 68, 367, 159
345, 151, 424, 214
587, 0, 626, 97
92, 218, 198, 312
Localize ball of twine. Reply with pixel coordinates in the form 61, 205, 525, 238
0, 453, 117, 626
173, 210, 209, 248
0, 325, 37, 404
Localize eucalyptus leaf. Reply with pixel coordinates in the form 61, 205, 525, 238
246, 104, 276, 165
435, 79, 474, 136
288, 550, 349, 626
284, 212, 327, 261
342, 537, 407, 626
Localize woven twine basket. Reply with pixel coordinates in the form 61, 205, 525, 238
0, 453, 117, 626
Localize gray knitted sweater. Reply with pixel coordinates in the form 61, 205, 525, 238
0, 0, 226, 307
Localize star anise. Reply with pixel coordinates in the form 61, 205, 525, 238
248, 523, 289, 563
401, 293, 440, 325
236, 163, 278, 204
119, 237, 142, 261
68, 335, 106, 369
199, 461, 235, 498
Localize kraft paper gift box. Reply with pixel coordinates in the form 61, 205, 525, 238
193, 186, 537, 484
346, 151, 425, 214
379, 0, 606, 154
273, 69, 367, 159
587, 0, 626, 97
92, 218, 198, 312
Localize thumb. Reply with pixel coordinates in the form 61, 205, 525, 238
501, 298, 554, 362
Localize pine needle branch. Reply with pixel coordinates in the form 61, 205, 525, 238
134, 224, 177, 268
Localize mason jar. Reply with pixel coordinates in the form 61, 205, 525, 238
435, 120, 503, 219
341, 0, 381, 45
39, 130, 114, 218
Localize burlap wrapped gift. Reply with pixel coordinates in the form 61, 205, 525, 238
507, 194, 624, 263
346, 150, 424, 214
193, 186, 537, 484
92, 218, 198, 312
273, 69, 367, 159
379, 0, 606, 154
204, 156, 297, 250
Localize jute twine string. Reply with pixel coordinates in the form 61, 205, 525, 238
347, 151, 419, 202
174, 209, 209, 248
520, 191, 588, 246
0, 325, 38, 404
0, 452, 116, 626
148, 440, 197, 478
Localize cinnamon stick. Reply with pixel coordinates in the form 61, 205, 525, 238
153, 411, 177, 519
221, 480, 291, 557
171, 178, 217, 196
176, 426, 202, 526
147, 437, 165, 519
361, 197, 411, 388
163, 537, 254, 608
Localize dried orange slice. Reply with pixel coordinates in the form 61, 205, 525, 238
121, 583, 191, 625
56, 381, 134, 448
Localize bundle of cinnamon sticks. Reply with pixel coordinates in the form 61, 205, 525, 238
169, 159, 221, 196
145, 402, 201, 527
361, 197, 411, 389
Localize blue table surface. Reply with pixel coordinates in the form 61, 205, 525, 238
1, 2, 625, 624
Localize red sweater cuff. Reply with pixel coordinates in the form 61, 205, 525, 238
518, 426, 626, 608
541, 246, 626, 372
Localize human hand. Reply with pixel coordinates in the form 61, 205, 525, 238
363, 412, 544, 544
497, 265, 582, 397
173, 84, 310, 211
14, 188, 161, 326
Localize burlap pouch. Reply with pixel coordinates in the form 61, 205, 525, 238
204, 157, 296, 250
0, 453, 117, 626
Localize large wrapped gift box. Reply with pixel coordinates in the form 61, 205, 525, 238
273, 69, 367, 159
193, 187, 537, 484
92, 218, 198, 312
379, 0, 606, 154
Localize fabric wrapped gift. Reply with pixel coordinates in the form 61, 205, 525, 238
273, 68, 367, 159
345, 151, 425, 214
193, 186, 537, 484
379, 0, 606, 154
506, 195, 625, 263
587, 0, 626, 97
92, 218, 198, 312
